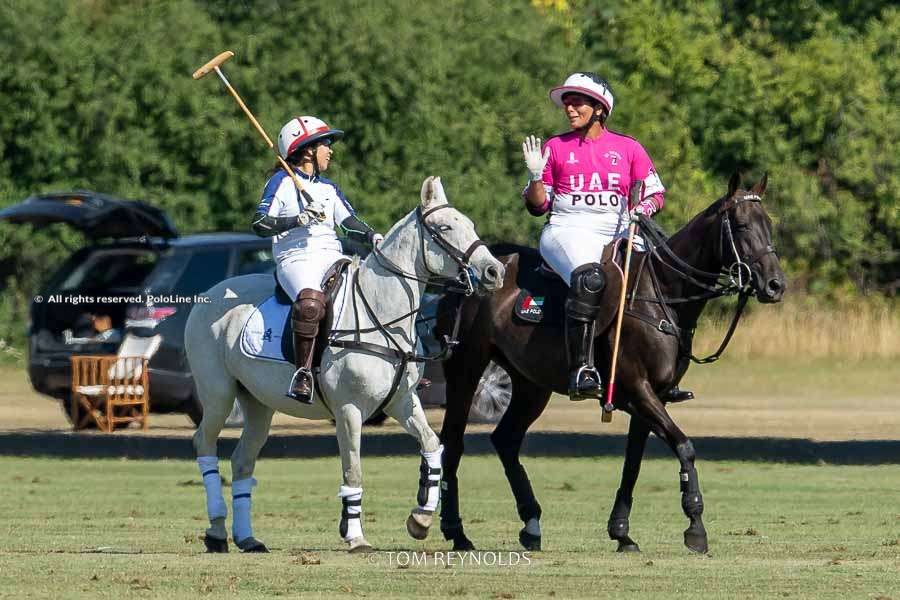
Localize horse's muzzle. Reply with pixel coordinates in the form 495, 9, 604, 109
758, 276, 785, 303
476, 261, 505, 294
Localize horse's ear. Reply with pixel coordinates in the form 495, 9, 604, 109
420, 175, 447, 208
420, 176, 435, 207
728, 172, 741, 197
752, 172, 768, 197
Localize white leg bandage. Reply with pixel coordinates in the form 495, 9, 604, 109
338, 485, 363, 541
231, 477, 257, 543
524, 517, 541, 537
419, 445, 443, 512
197, 456, 227, 520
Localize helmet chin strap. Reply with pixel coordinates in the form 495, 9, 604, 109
313, 143, 322, 177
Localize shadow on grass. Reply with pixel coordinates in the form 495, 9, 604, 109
0, 431, 897, 464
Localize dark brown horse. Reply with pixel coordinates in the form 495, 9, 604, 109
436, 174, 785, 553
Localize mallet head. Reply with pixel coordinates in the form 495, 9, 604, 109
192, 50, 235, 80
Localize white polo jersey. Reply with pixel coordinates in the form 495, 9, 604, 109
256, 169, 354, 262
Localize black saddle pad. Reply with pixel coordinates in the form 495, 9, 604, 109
506, 246, 567, 326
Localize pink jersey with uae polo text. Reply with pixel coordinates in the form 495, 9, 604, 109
536, 129, 665, 234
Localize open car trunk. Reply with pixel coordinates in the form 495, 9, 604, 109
30, 245, 161, 352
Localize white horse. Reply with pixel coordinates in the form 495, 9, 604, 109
185, 176, 504, 553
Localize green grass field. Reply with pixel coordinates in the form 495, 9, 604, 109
1, 456, 898, 599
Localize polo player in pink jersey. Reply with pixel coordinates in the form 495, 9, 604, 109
522, 72, 692, 402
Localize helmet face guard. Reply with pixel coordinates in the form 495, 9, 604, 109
277, 116, 344, 160
549, 72, 615, 118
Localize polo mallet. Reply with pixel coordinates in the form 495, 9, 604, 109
601, 180, 645, 423
192, 50, 324, 224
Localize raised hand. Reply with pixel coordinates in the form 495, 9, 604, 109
522, 135, 550, 181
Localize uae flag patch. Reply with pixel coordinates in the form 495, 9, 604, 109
515, 291, 546, 323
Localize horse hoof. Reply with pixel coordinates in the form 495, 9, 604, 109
518, 528, 541, 551
236, 537, 269, 553
615, 536, 641, 553
452, 536, 475, 551
441, 523, 475, 550
684, 529, 709, 554
203, 534, 229, 553
406, 510, 433, 540
347, 536, 373, 553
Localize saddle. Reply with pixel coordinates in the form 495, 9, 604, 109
274, 258, 352, 365
512, 243, 625, 335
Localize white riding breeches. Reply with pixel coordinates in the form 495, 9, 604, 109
539, 224, 645, 285
277, 249, 347, 300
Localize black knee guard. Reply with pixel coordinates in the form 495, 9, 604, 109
566, 263, 606, 321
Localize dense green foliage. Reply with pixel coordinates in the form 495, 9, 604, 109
0, 0, 896, 347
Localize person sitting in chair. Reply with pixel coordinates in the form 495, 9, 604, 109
521, 73, 693, 403
251, 116, 382, 404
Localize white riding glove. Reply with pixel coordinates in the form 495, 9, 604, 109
372, 233, 384, 247
522, 135, 550, 182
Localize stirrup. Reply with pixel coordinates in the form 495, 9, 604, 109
287, 368, 314, 405
568, 365, 602, 401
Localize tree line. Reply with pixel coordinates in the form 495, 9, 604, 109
0, 0, 896, 348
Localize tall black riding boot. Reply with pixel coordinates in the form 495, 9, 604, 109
564, 263, 606, 400
288, 288, 326, 404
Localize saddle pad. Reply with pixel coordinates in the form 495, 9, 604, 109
240, 272, 349, 363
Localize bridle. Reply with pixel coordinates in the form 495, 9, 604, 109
325, 203, 489, 414
717, 193, 777, 291
625, 191, 778, 364
371, 203, 487, 296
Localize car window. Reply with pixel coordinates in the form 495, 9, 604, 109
234, 247, 274, 276
172, 249, 231, 296
57, 249, 158, 292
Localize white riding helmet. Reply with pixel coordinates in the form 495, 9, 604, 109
549, 72, 615, 117
277, 116, 344, 159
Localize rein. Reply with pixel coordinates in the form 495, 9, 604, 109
623, 193, 774, 364
325, 203, 482, 413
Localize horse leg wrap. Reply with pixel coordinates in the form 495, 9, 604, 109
607, 488, 633, 540
338, 486, 364, 541
197, 456, 227, 521
231, 477, 257, 543
679, 468, 704, 517
417, 445, 443, 511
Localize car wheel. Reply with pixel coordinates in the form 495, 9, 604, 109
469, 361, 512, 424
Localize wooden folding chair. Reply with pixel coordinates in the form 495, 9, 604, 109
70, 334, 161, 432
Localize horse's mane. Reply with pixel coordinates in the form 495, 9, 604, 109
488, 242, 538, 258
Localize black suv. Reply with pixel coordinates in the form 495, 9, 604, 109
0, 191, 275, 425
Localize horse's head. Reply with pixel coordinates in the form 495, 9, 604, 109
418, 176, 505, 294
719, 173, 786, 303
